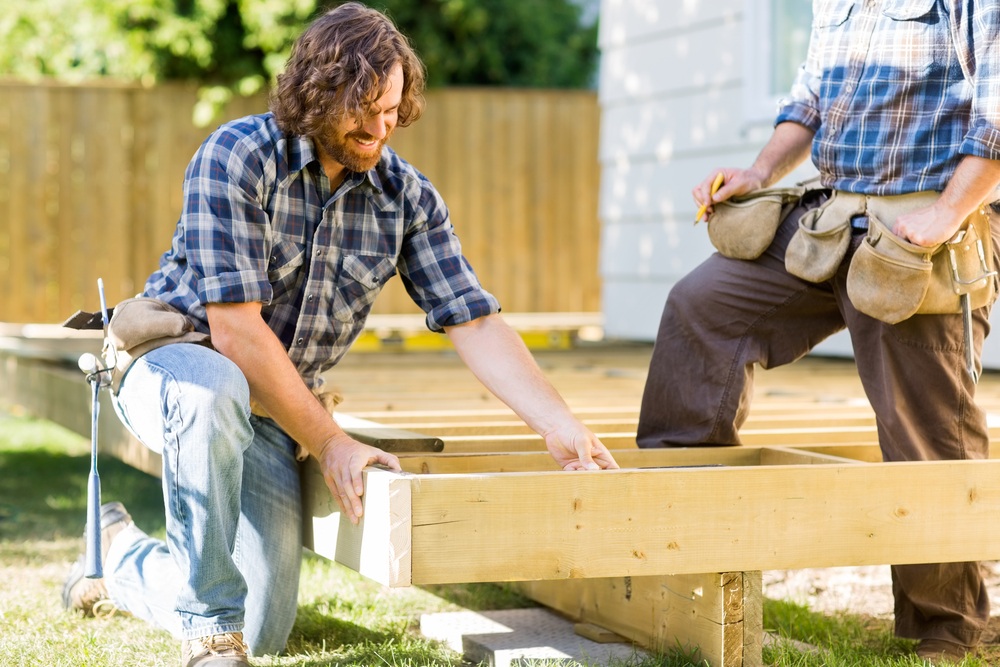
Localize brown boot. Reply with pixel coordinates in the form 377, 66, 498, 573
182, 632, 250, 666
916, 638, 974, 665
61, 501, 133, 617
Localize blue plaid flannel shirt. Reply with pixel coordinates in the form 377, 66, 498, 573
776, 0, 1000, 195
144, 113, 500, 389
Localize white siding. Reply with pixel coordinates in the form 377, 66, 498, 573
598, 0, 816, 341
596, 0, 1000, 370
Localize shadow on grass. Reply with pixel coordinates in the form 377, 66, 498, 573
0, 449, 165, 542
288, 602, 396, 651
418, 582, 536, 612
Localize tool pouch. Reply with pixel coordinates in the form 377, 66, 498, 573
707, 186, 805, 260
785, 190, 861, 283
105, 297, 212, 393
846, 207, 997, 324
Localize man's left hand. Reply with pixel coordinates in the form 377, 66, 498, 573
542, 422, 620, 471
892, 202, 967, 247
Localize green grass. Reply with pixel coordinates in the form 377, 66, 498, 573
762, 599, 990, 666
0, 412, 991, 666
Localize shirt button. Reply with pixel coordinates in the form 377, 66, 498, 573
297, 337, 305, 345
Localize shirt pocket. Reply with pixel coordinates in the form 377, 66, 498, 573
881, 0, 935, 21
880, 0, 948, 73
331, 253, 398, 323
266, 236, 307, 302
814, 0, 854, 29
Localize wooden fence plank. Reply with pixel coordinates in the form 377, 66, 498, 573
0, 83, 601, 323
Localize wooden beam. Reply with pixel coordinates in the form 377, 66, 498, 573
350, 412, 878, 437
301, 462, 413, 588
333, 413, 443, 452
396, 447, 763, 474
398, 460, 1000, 584
516, 572, 763, 667
395, 445, 865, 474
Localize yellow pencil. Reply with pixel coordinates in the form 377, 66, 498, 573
694, 172, 725, 223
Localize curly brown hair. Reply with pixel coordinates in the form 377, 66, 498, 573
269, 2, 426, 137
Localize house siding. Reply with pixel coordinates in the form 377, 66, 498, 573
597, 0, 867, 360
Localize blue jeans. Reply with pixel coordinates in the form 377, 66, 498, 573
105, 343, 302, 655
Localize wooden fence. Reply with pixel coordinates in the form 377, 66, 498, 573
0, 81, 601, 324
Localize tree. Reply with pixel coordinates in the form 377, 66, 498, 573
371, 0, 598, 88
0, 0, 598, 123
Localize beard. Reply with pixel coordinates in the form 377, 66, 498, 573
317, 126, 394, 174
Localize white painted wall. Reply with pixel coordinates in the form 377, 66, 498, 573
596, 0, 1000, 366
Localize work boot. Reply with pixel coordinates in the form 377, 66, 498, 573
916, 638, 973, 665
182, 632, 250, 666
61, 501, 133, 617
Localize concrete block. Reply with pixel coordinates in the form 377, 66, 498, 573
420, 608, 645, 667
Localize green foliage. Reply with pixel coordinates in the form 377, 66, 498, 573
0, 0, 598, 108
371, 0, 599, 88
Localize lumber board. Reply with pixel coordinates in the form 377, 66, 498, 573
355, 413, 878, 437
395, 446, 863, 474
301, 464, 412, 587
434, 423, 1000, 453
517, 572, 763, 667
332, 413, 443, 452
397, 460, 1000, 584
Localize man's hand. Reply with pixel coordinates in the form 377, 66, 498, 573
692, 167, 768, 222
893, 201, 971, 248
542, 421, 619, 471
894, 155, 1000, 247
693, 121, 816, 222
317, 433, 401, 524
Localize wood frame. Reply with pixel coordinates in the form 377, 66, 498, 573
6, 337, 1000, 666
303, 455, 1000, 587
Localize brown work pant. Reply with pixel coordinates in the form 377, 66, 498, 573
638, 194, 996, 646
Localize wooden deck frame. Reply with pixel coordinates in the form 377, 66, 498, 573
302, 456, 1000, 587
298, 453, 1000, 666
6, 338, 1000, 666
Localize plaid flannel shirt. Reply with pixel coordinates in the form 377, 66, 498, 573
776, 0, 1000, 195
144, 113, 500, 389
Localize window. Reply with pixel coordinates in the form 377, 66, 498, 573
743, 0, 813, 123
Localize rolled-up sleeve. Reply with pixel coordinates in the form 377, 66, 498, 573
775, 66, 823, 131
953, 2, 1000, 160
396, 181, 500, 332
182, 130, 274, 306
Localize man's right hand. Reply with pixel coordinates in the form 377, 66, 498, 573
317, 433, 401, 525
692, 167, 767, 222
694, 121, 817, 222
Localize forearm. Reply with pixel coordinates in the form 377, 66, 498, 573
937, 156, 1000, 221
445, 314, 573, 436
206, 302, 346, 458
751, 121, 815, 188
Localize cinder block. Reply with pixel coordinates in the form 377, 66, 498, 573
420, 608, 645, 667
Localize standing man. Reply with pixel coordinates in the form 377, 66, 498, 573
62, 3, 618, 665
638, 1, 1000, 664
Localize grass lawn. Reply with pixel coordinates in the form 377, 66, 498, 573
0, 412, 990, 666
